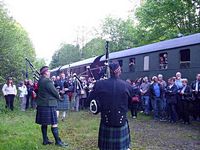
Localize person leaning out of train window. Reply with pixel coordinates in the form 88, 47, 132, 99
165, 78, 178, 123
149, 76, 164, 121
190, 73, 200, 121
179, 78, 192, 124
2, 77, 17, 111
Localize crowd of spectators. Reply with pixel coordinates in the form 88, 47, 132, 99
127, 72, 200, 125
1, 71, 200, 125
2, 78, 38, 111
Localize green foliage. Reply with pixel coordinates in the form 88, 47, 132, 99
102, 17, 137, 52
34, 58, 46, 70
82, 38, 105, 58
0, 3, 36, 84
135, 0, 200, 44
50, 44, 80, 69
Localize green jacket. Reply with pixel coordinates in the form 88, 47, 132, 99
36, 76, 59, 107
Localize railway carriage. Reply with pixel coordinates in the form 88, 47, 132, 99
51, 33, 200, 82
100, 33, 200, 81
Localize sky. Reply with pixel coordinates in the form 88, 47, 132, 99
4, 0, 135, 64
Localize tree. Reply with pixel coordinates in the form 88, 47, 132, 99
82, 38, 105, 58
135, 0, 200, 44
0, 3, 36, 84
49, 44, 80, 69
101, 17, 137, 52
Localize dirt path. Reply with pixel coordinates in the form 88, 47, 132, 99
129, 115, 200, 150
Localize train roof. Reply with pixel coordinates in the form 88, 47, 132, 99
101, 33, 200, 61
60, 56, 98, 70
50, 66, 61, 72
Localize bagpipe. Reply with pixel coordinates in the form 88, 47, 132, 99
89, 41, 110, 115
25, 58, 40, 81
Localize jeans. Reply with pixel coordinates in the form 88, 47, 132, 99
74, 93, 80, 112
152, 97, 162, 119
161, 98, 167, 119
142, 96, 150, 114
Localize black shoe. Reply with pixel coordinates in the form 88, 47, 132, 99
55, 140, 68, 147
43, 140, 53, 145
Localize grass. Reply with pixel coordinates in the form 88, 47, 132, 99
0, 98, 200, 150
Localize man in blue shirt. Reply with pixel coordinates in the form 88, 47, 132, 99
149, 76, 163, 120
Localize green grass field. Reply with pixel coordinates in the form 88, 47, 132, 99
0, 98, 200, 150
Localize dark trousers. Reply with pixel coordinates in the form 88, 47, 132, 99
5, 94, 15, 110
176, 95, 184, 120
168, 103, 178, 122
182, 100, 190, 123
31, 98, 37, 109
191, 99, 200, 120
26, 94, 31, 109
79, 98, 86, 110
5, 96, 8, 108
152, 97, 162, 119
131, 103, 138, 117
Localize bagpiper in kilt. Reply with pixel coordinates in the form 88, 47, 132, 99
98, 121, 131, 150
55, 72, 68, 121
88, 62, 133, 150
35, 66, 68, 147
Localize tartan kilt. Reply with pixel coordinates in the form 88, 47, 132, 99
57, 94, 68, 111
98, 121, 131, 150
35, 106, 57, 125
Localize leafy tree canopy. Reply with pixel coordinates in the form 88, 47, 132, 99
135, 0, 200, 44
50, 44, 80, 69
82, 37, 105, 58
0, 3, 41, 85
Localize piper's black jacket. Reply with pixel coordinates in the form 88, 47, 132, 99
36, 76, 59, 107
88, 77, 134, 127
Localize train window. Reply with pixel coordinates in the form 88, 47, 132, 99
180, 49, 190, 68
144, 56, 149, 71
118, 60, 123, 71
159, 53, 168, 69
129, 58, 135, 72
118, 60, 123, 67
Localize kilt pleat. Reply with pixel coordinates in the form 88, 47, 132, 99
98, 121, 131, 150
36, 106, 57, 125
57, 94, 68, 111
